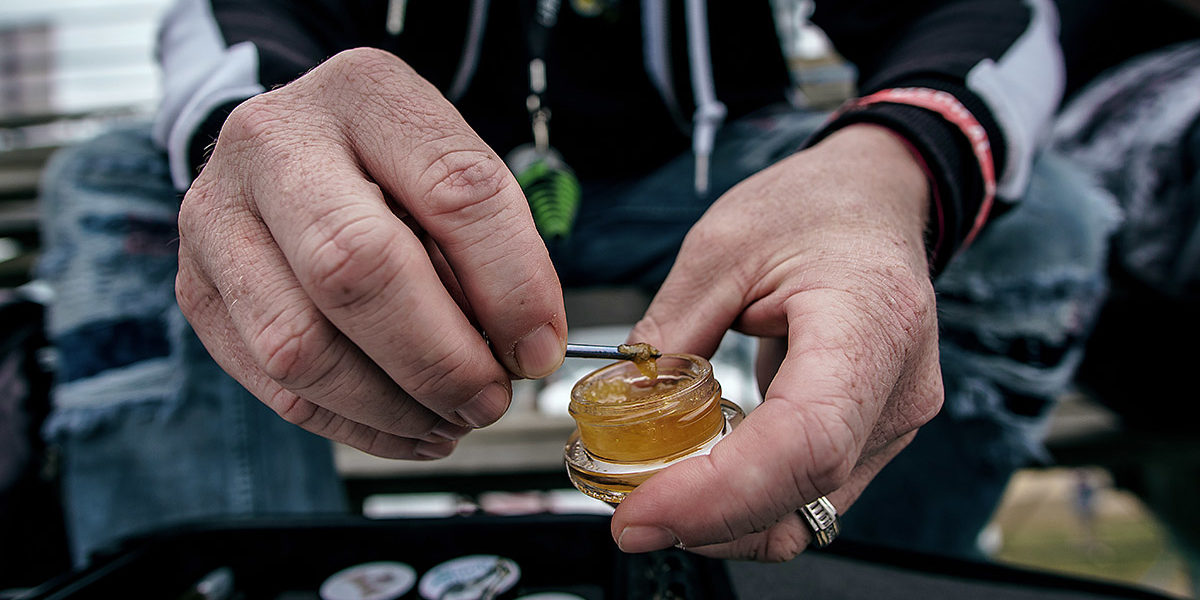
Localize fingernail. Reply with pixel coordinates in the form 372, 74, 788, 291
413, 440, 455, 459
513, 323, 564, 378
456, 382, 510, 428
617, 526, 678, 553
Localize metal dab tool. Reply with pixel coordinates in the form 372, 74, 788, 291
564, 343, 662, 361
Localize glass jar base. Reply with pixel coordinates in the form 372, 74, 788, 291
563, 400, 745, 505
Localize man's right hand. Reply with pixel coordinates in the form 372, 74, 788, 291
175, 48, 567, 459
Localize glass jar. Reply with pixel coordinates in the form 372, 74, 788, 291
563, 354, 744, 504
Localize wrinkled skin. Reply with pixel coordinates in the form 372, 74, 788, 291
176, 48, 568, 460
610, 125, 944, 561
177, 48, 944, 561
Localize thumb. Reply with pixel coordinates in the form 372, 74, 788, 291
612, 297, 873, 552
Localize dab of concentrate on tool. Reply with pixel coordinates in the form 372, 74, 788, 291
563, 343, 662, 362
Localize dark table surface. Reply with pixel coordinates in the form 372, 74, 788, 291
18, 515, 1174, 600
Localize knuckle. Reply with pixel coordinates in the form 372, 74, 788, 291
221, 95, 295, 147
778, 394, 858, 496
174, 269, 206, 322
216, 95, 325, 180
920, 375, 946, 421
177, 177, 227, 245
414, 146, 512, 221
270, 390, 379, 452
807, 458, 853, 497
177, 185, 206, 236
176, 203, 201, 245
302, 212, 399, 309
803, 426, 856, 495
249, 308, 329, 387
405, 341, 478, 404
270, 388, 323, 428
324, 47, 411, 88
320, 48, 443, 135
698, 454, 788, 545
762, 527, 807, 563
897, 371, 945, 432
715, 510, 741, 545
886, 270, 936, 333
361, 428, 413, 458
373, 400, 435, 438
857, 261, 936, 349
680, 218, 739, 262
253, 326, 307, 385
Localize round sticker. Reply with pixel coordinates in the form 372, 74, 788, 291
320, 561, 417, 600
418, 555, 521, 600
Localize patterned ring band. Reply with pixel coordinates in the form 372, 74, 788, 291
797, 496, 840, 549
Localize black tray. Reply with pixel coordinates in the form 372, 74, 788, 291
19, 514, 734, 600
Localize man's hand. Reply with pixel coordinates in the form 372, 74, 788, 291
175, 48, 566, 459
611, 124, 944, 561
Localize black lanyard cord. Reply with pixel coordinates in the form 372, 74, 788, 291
521, 0, 562, 150
525, 0, 562, 69
509, 0, 580, 242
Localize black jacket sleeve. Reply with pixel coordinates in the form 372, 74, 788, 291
154, 0, 1067, 277
809, 0, 1066, 273
152, 0, 377, 190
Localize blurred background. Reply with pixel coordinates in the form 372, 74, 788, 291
0, 1, 1195, 598
1, 0, 170, 287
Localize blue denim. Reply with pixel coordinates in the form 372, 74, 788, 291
551, 107, 830, 289
37, 125, 348, 568
848, 153, 1119, 557
39, 106, 1117, 566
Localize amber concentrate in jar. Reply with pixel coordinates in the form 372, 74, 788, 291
568, 354, 725, 463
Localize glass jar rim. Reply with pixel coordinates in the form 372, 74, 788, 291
569, 353, 714, 413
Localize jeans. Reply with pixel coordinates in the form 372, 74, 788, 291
850, 151, 1119, 557
38, 106, 1118, 566
37, 127, 349, 568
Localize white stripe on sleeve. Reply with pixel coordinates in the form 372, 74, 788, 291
966, 0, 1065, 199
153, 0, 264, 190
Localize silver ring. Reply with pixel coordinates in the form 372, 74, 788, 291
797, 496, 840, 548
